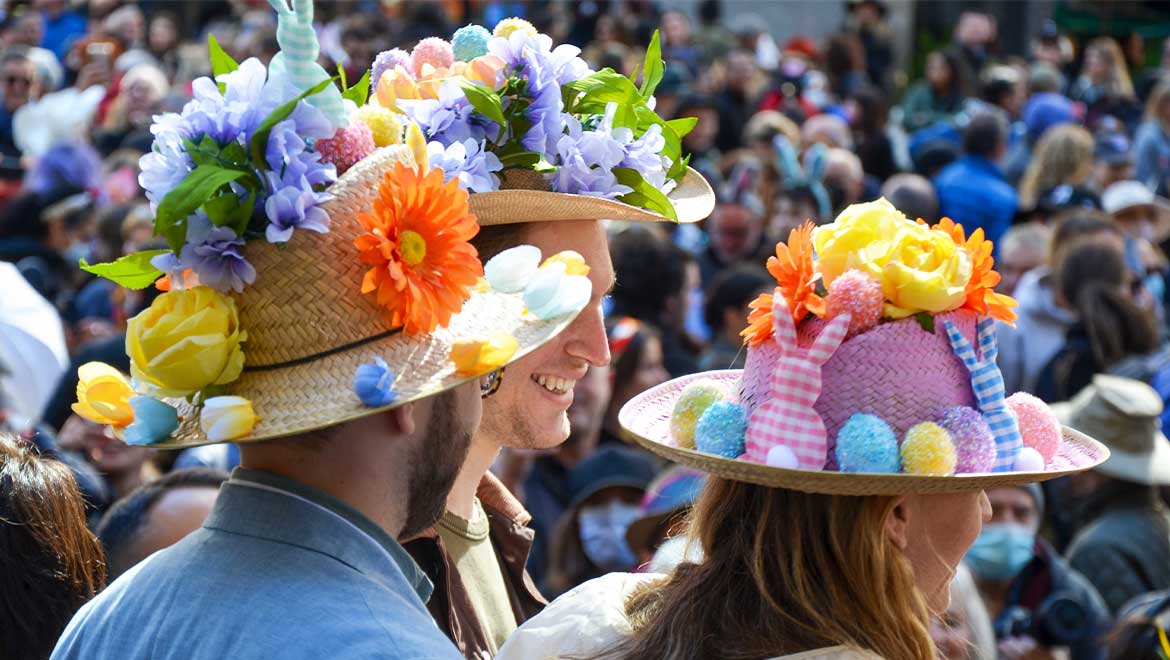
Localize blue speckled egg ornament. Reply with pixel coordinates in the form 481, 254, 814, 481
694, 401, 748, 458
669, 380, 728, 448
938, 406, 996, 473
834, 413, 900, 473
451, 24, 492, 61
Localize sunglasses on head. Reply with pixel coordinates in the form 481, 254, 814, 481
480, 368, 505, 399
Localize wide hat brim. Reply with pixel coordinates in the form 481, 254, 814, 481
620, 371, 1111, 496
469, 167, 714, 226
150, 289, 578, 450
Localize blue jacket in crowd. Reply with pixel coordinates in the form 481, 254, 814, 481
934, 155, 1019, 247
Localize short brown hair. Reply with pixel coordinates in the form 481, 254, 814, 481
471, 222, 531, 261
0, 434, 106, 660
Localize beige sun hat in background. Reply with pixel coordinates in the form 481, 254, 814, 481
1051, 374, 1170, 486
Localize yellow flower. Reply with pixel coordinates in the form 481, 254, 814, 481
450, 334, 519, 376
405, 121, 428, 170
812, 198, 918, 286
540, 250, 590, 277
354, 104, 402, 147
881, 223, 972, 318
374, 65, 424, 112
71, 362, 135, 426
126, 286, 247, 397
199, 396, 258, 442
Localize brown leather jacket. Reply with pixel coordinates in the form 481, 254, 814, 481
403, 472, 547, 658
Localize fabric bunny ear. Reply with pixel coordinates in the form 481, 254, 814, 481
770, 293, 799, 353
807, 313, 850, 365
772, 135, 805, 186
803, 143, 828, 182
268, 0, 348, 129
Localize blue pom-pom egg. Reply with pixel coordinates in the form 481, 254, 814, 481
834, 413, 900, 473
452, 24, 492, 61
694, 401, 747, 458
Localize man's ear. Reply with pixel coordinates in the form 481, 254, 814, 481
383, 401, 416, 437
885, 495, 912, 551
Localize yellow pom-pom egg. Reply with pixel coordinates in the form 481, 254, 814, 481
669, 380, 728, 448
900, 422, 957, 476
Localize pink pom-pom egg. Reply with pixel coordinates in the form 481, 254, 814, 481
1006, 392, 1062, 463
825, 269, 884, 337
938, 406, 996, 473
411, 37, 455, 76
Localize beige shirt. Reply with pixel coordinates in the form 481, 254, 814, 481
437, 498, 519, 654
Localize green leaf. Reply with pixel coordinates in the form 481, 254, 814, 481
79, 250, 170, 290
203, 192, 256, 235
665, 116, 697, 140
458, 79, 506, 127
562, 68, 641, 114
639, 30, 664, 98
155, 165, 247, 252
336, 62, 348, 91
249, 76, 337, 168
208, 34, 238, 93
342, 70, 371, 106
913, 312, 936, 334
614, 167, 677, 222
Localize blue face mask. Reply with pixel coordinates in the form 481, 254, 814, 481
965, 523, 1036, 582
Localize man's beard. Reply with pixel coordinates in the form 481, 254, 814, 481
400, 390, 474, 538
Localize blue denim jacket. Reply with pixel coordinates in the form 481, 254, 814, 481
53, 469, 463, 660
934, 155, 1019, 248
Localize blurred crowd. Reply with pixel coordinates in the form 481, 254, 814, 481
6, 1, 1170, 659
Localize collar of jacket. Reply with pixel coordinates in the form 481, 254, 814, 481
402, 471, 547, 656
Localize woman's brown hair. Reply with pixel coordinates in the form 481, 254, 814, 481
1018, 124, 1096, 208
596, 478, 935, 660
1, 434, 106, 660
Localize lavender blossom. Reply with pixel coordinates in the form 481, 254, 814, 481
549, 114, 631, 199
178, 214, 256, 293
426, 139, 502, 192
264, 180, 331, 243
398, 81, 492, 146
370, 49, 410, 89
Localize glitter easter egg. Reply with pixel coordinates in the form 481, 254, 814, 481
452, 24, 492, 61
695, 401, 748, 458
315, 122, 376, 175
353, 104, 402, 147
938, 406, 996, 473
901, 422, 957, 475
826, 269, 884, 336
371, 48, 411, 88
835, 413, 900, 473
669, 381, 728, 448
1006, 392, 1062, 463
410, 37, 455, 77
493, 17, 538, 39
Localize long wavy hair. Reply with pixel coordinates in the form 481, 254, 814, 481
594, 478, 935, 660
1018, 124, 1095, 208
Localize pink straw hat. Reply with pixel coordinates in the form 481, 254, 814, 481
619, 200, 1108, 495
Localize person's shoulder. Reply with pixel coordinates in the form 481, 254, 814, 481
496, 572, 664, 660
769, 646, 885, 660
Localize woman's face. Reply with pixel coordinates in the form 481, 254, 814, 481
926, 53, 951, 90
896, 490, 992, 613
1085, 47, 1108, 82
625, 336, 669, 404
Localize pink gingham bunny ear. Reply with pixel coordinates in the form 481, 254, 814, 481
770, 293, 799, 353
807, 313, 850, 365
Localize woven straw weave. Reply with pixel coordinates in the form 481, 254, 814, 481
619, 371, 1110, 496
469, 166, 715, 226
152, 146, 580, 449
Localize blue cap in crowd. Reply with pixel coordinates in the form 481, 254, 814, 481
1023, 92, 1078, 144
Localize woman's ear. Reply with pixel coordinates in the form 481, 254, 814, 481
885, 495, 912, 551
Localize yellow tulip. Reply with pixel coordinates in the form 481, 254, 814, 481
199, 396, 258, 442
374, 65, 423, 112
71, 362, 135, 426
126, 286, 247, 397
450, 334, 519, 376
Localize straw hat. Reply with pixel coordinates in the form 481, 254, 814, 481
619, 199, 1108, 496
1051, 375, 1170, 486
469, 167, 714, 226
153, 147, 584, 449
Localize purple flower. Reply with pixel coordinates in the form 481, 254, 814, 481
264, 184, 331, 243
426, 139, 502, 193
620, 124, 672, 192
549, 114, 631, 199
398, 81, 492, 146
178, 214, 256, 293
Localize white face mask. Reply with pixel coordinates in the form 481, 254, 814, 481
578, 499, 642, 571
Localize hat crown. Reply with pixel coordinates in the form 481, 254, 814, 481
236, 147, 415, 368
1069, 375, 1162, 454
1102, 180, 1155, 213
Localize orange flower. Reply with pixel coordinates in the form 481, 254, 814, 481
741, 222, 825, 347
355, 164, 483, 334
931, 217, 1018, 324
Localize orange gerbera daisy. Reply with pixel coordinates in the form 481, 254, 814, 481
741, 222, 826, 347
354, 164, 482, 334
932, 217, 1018, 324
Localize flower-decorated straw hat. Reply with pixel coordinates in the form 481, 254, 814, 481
361, 17, 714, 225
68, 1, 595, 449
619, 199, 1109, 495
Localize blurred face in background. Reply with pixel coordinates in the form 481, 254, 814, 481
771, 193, 820, 239
926, 52, 952, 93
2, 57, 39, 112
1115, 205, 1159, 243
931, 598, 978, 660
681, 106, 719, 155
566, 364, 611, 451
148, 15, 180, 56
997, 238, 1047, 295
710, 203, 763, 265
1084, 46, 1108, 83
661, 11, 691, 47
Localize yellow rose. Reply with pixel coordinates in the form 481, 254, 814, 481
71, 362, 135, 426
127, 286, 247, 397
880, 224, 972, 318
812, 199, 917, 286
